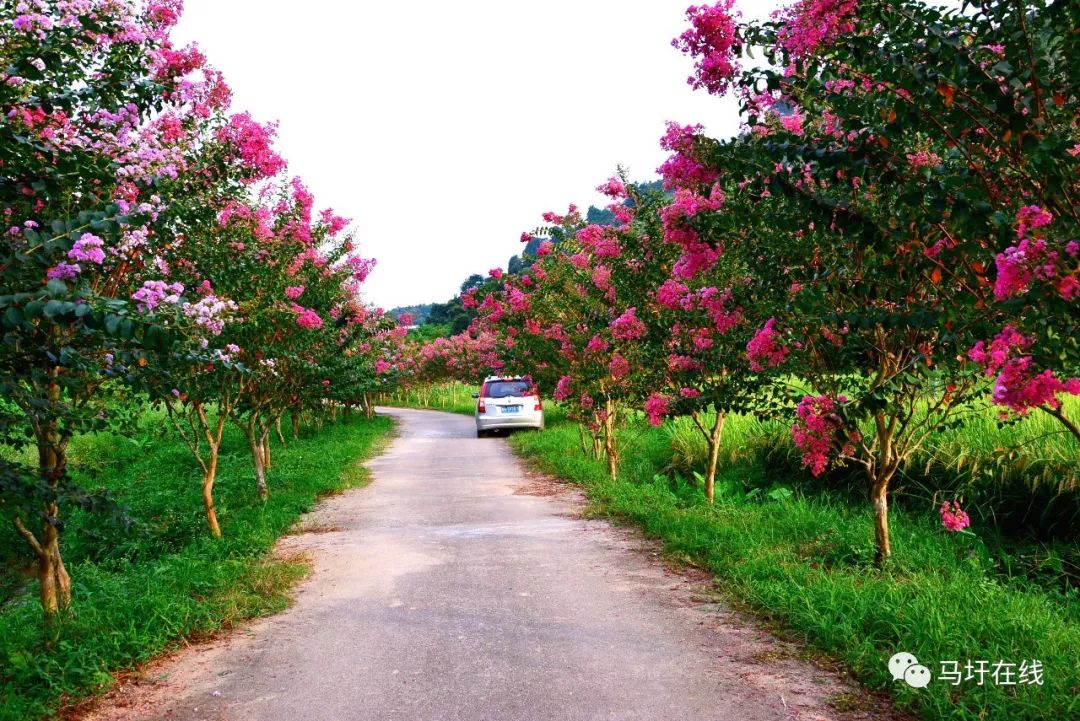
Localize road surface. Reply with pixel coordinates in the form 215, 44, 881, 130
84, 407, 885, 721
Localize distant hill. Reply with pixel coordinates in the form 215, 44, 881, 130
389, 304, 433, 324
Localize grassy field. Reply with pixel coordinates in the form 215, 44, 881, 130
0, 410, 393, 721
396, 383, 1080, 720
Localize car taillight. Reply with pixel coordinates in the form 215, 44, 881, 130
478, 399, 487, 413
533, 395, 542, 411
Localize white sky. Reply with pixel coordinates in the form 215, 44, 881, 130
174, 0, 785, 310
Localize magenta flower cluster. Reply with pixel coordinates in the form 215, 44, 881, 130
791, 395, 845, 477
554, 375, 573, 401
746, 317, 789, 372
969, 326, 1080, 415
609, 307, 646, 340
775, 0, 860, 59
291, 304, 324, 330
673, 1, 742, 96
216, 112, 286, 182
644, 393, 671, 426
940, 501, 971, 532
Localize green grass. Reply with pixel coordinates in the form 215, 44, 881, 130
0, 411, 393, 721
384, 381, 480, 416
508, 414, 1080, 721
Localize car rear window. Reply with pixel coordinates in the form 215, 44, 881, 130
483, 380, 533, 398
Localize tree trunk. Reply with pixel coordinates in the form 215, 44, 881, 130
202, 452, 222, 537
242, 417, 269, 503
28, 399, 74, 633
291, 410, 300, 440
603, 400, 619, 481
870, 473, 891, 563
275, 415, 286, 445
868, 413, 899, 564
703, 413, 726, 504
261, 428, 272, 471
38, 513, 71, 636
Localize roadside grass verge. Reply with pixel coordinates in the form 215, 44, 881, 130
383, 382, 479, 416
508, 416, 1080, 721
0, 413, 393, 721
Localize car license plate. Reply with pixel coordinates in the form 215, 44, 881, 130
501, 406, 521, 414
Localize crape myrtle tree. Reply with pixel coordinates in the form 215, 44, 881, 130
405, 328, 500, 394
475, 181, 673, 480
0, 0, 389, 628
0, 0, 242, 625
670, 0, 1079, 561
328, 306, 403, 420
150, 176, 380, 526
644, 170, 790, 503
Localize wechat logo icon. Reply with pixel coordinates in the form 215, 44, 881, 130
889, 652, 932, 689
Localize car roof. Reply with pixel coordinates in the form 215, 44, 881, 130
482, 375, 526, 383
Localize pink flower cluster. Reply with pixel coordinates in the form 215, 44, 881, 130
644, 393, 671, 426
216, 112, 286, 182
994, 206, 1078, 301
791, 395, 844, 477
1015, 205, 1053, 239
554, 375, 573, 401
655, 279, 690, 310
285, 285, 305, 300
596, 177, 626, 199
775, 0, 860, 59
610, 307, 646, 340
292, 304, 324, 330
133, 280, 184, 312
940, 501, 971, 532
657, 121, 718, 191
182, 295, 237, 336
609, 353, 630, 379
577, 224, 622, 257
673, 1, 741, 96
969, 326, 1080, 415
746, 317, 789, 371
906, 150, 942, 169
993, 237, 1057, 300
69, 233, 105, 264
591, 265, 613, 292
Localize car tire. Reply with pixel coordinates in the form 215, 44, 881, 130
476, 429, 486, 438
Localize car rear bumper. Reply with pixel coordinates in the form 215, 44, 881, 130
476, 412, 544, 432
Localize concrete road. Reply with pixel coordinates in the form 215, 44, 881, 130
86, 407, 876, 721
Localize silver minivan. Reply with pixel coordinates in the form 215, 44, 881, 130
473, 376, 544, 437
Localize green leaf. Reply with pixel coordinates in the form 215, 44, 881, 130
104, 314, 121, 335
43, 300, 66, 318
